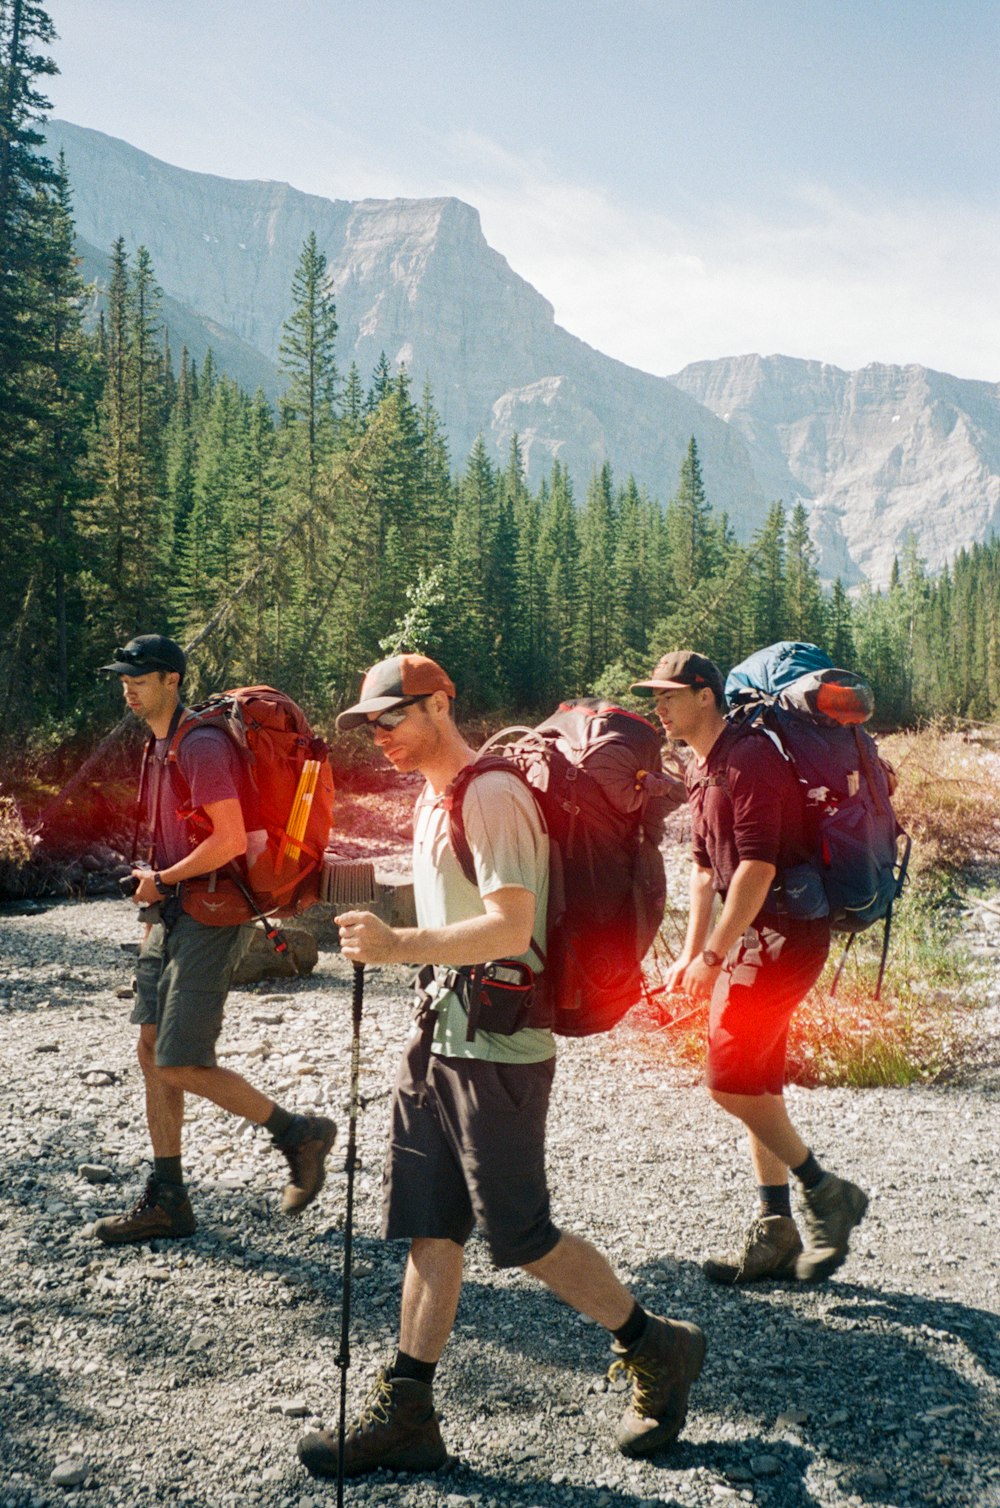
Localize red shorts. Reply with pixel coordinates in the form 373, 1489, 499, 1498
707, 918, 829, 1095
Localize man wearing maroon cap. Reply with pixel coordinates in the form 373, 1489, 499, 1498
632, 651, 868, 1287
298, 654, 705, 1479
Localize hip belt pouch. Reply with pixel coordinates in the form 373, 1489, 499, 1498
462, 960, 539, 1040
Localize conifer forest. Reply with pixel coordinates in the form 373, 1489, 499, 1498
3, 0, 1000, 765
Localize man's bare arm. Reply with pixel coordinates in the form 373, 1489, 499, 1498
336, 886, 537, 967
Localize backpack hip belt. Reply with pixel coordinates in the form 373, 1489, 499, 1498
413, 960, 550, 1040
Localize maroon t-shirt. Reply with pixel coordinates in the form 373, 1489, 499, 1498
147, 724, 245, 870
688, 723, 813, 905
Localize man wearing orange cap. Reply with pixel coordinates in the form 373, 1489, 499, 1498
298, 654, 705, 1479
632, 650, 869, 1287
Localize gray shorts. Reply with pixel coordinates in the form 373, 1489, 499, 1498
131, 911, 248, 1068
382, 1022, 560, 1268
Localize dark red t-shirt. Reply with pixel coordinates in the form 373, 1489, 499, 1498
688, 723, 814, 903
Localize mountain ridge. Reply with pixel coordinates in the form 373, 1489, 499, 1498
46, 119, 1000, 586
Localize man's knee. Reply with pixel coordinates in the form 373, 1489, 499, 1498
136, 1026, 158, 1076
157, 1063, 203, 1090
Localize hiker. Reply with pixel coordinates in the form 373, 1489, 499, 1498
298, 654, 705, 1479
632, 650, 869, 1285
92, 634, 336, 1244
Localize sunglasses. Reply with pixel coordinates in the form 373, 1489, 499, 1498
365, 696, 427, 732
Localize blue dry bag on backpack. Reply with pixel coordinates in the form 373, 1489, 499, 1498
724, 642, 910, 997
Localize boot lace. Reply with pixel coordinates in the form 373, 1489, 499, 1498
126, 1177, 160, 1216
607, 1354, 659, 1417
354, 1371, 395, 1433
735, 1217, 768, 1280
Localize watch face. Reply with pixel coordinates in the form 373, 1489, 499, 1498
703, 950, 722, 968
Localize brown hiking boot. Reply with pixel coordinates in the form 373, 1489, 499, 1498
702, 1215, 803, 1285
609, 1313, 706, 1458
795, 1173, 869, 1282
298, 1369, 448, 1478
278, 1115, 337, 1213
92, 1177, 196, 1245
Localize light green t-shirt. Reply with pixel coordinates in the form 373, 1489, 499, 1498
413, 768, 555, 1063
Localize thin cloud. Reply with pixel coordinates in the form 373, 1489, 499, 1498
434, 133, 1000, 383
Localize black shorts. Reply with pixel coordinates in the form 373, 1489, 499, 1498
131, 912, 247, 1068
707, 918, 829, 1096
382, 1023, 560, 1268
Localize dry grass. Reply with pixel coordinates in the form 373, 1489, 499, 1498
878, 723, 1000, 874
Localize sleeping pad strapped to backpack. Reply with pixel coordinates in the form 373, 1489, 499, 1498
724, 641, 910, 995
445, 699, 686, 1036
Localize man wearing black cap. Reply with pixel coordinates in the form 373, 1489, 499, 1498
93, 635, 336, 1243
297, 654, 704, 1479
632, 650, 868, 1286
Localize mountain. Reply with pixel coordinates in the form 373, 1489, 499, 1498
669, 355, 1000, 584
44, 119, 765, 534
45, 121, 1000, 586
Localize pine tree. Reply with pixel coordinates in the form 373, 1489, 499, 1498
748, 502, 786, 646
578, 462, 617, 682
278, 231, 338, 506
439, 437, 503, 705
537, 461, 581, 700
0, 0, 57, 460
23, 154, 98, 715
664, 436, 714, 600
827, 579, 855, 667
784, 501, 826, 643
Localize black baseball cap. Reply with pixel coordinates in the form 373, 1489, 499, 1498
99, 634, 186, 679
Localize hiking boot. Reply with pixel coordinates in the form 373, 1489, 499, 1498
702, 1214, 803, 1285
609, 1313, 706, 1458
278, 1114, 337, 1213
298, 1368, 448, 1478
92, 1177, 196, 1245
795, 1173, 869, 1282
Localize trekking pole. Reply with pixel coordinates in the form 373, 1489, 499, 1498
322, 859, 378, 1508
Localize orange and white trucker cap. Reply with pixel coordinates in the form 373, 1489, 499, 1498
336, 654, 456, 731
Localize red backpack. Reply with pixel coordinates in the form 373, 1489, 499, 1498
141, 686, 334, 939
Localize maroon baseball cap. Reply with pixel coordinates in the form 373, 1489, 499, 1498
631, 650, 724, 698
336, 654, 456, 730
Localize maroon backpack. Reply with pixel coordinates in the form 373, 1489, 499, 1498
446, 699, 684, 1035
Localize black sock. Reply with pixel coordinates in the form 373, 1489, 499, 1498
390, 1350, 437, 1386
791, 1151, 824, 1191
612, 1302, 648, 1350
153, 1156, 184, 1189
265, 1105, 297, 1143
759, 1183, 792, 1218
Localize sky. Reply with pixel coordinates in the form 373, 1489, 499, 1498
45, 0, 1000, 383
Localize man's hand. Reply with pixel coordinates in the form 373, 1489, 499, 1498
678, 955, 722, 1001
664, 953, 693, 993
131, 869, 160, 907
336, 909, 400, 965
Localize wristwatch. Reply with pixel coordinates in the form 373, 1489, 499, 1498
701, 949, 723, 969
153, 872, 172, 895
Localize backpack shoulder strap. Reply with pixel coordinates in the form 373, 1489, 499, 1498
443, 755, 528, 886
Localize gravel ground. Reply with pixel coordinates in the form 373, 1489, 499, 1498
2, 897, 999, 1508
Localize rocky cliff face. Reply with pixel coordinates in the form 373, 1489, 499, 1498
46, 121, 1000, 585
45, 119, 766, 531
669, 354, 1000, 584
